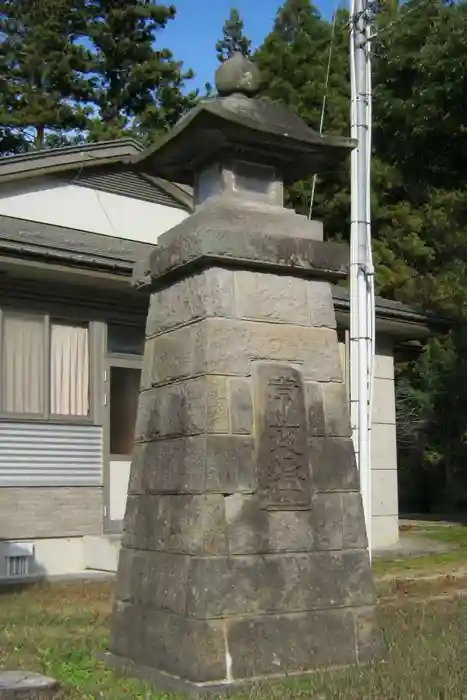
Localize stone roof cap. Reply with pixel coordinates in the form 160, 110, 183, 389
135, 55, 355, 186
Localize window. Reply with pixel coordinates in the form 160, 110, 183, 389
109, 367, 141, 455
0, 311, 90, 419
107, 323, 145, 356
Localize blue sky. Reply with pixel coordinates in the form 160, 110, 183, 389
163, 0, 335, 91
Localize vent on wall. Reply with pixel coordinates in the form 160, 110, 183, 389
4, 542, 35, 578
7, 555, 30, 577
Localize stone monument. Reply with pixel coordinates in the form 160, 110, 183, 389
106, 53, 380, 694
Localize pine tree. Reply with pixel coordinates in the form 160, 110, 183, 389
86, 0, 197, 141
0, 0, 92, 150
216, 8, 251, 63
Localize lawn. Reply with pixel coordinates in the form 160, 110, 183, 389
373, 522, 467, 578
2, 579, 467, 699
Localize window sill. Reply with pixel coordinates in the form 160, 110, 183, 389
0, 415, 95, 426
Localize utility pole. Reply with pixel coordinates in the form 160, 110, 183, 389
349, 0, 375, 556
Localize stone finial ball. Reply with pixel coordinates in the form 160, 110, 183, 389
215, 53, 261, 97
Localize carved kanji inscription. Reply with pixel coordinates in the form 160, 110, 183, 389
255, 364, 310, 509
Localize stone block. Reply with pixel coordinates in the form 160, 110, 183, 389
185, 550, 375, 618
206, 376, 230, 433
254, 363, 311, 510
312, 492, 367, 551
306, 280, 337, 328
129, 435, 257, 495
115, 548, 190, 615
354, 606, 382, 663
234, 270, 309, 325
322, 382, 352, 437
0, 671, 58, 700
143, 216, 349, 286
134, 376, 229, 441
310, 436, 360, 492
229, 378, 253, 434
110, 604, 226, 683
129, 437, 207, 495
305, 381, 325, 436
343, 492, 369, 549
225, 494, 315, 554
207, 319, 341, 381
141, 322, 207, 389
146, 267, 234, 337
205, 435, 257, 494
144, 318, 342, 386
122, 494, 227, 555
227, 609, 358, 679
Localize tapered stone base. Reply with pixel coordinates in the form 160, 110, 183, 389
108, 227, 380, 694
104, 602, 379, 694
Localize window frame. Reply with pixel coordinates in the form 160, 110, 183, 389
0, 308, 94, 424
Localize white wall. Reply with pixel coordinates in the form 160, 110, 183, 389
371, 344, 399, 549
0, 538, 86, 578
0, 178, 189, 244
339, 338, 399, 550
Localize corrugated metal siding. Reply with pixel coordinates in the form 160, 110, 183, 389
75, 167, 184, 210
0, 423, 103, 487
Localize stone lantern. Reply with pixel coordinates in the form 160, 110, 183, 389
106, 53, 379, 695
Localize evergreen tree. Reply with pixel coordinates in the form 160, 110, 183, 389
216, 8, 251, 63
255, 1, 350, 223
85, 0, 197, 141
0, 0, 92, 150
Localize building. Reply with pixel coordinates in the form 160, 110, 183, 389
0, 140, 437, 580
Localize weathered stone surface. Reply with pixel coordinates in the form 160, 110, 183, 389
129, 435, 257, 495
310, 436, 360, 492
229, 378, 253, 434
115, 548, 190, 615
255, 363, 311, 510
146, 268, 234, 337
139, 214, 349, 291
312, 492, 367, 550
185, 550, 375, 618
225, 494, 315, 554
110, 604, 226, 683
205, 435, 257, 493
343, 492, 369, 549
305, 381, 325, 436
227, 608, 358, 679
144, 318, 342, 386
0, 671, 58, 700
206, 376, 230, 433
215, 53, 261, 97
323, 382, 352, 437
122, 494, 226, 555
234, 270, 309, 325
306, 280, 337, 328
134, 376, 229, 440
354, 606, 382, 663
141, 323, 206, 389
129, 438, 207, 495
110, 58, 377, 693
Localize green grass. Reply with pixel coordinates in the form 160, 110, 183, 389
2, 581, 467, 699
373, 523, 467, 578
414, 523, 467, 547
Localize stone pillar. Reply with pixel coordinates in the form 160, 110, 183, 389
106, 53, 379, 694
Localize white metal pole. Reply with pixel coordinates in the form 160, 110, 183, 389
349, 0, 373, 557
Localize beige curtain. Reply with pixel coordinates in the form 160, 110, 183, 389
50, 323, 89, 416
3, 315, 45, 414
